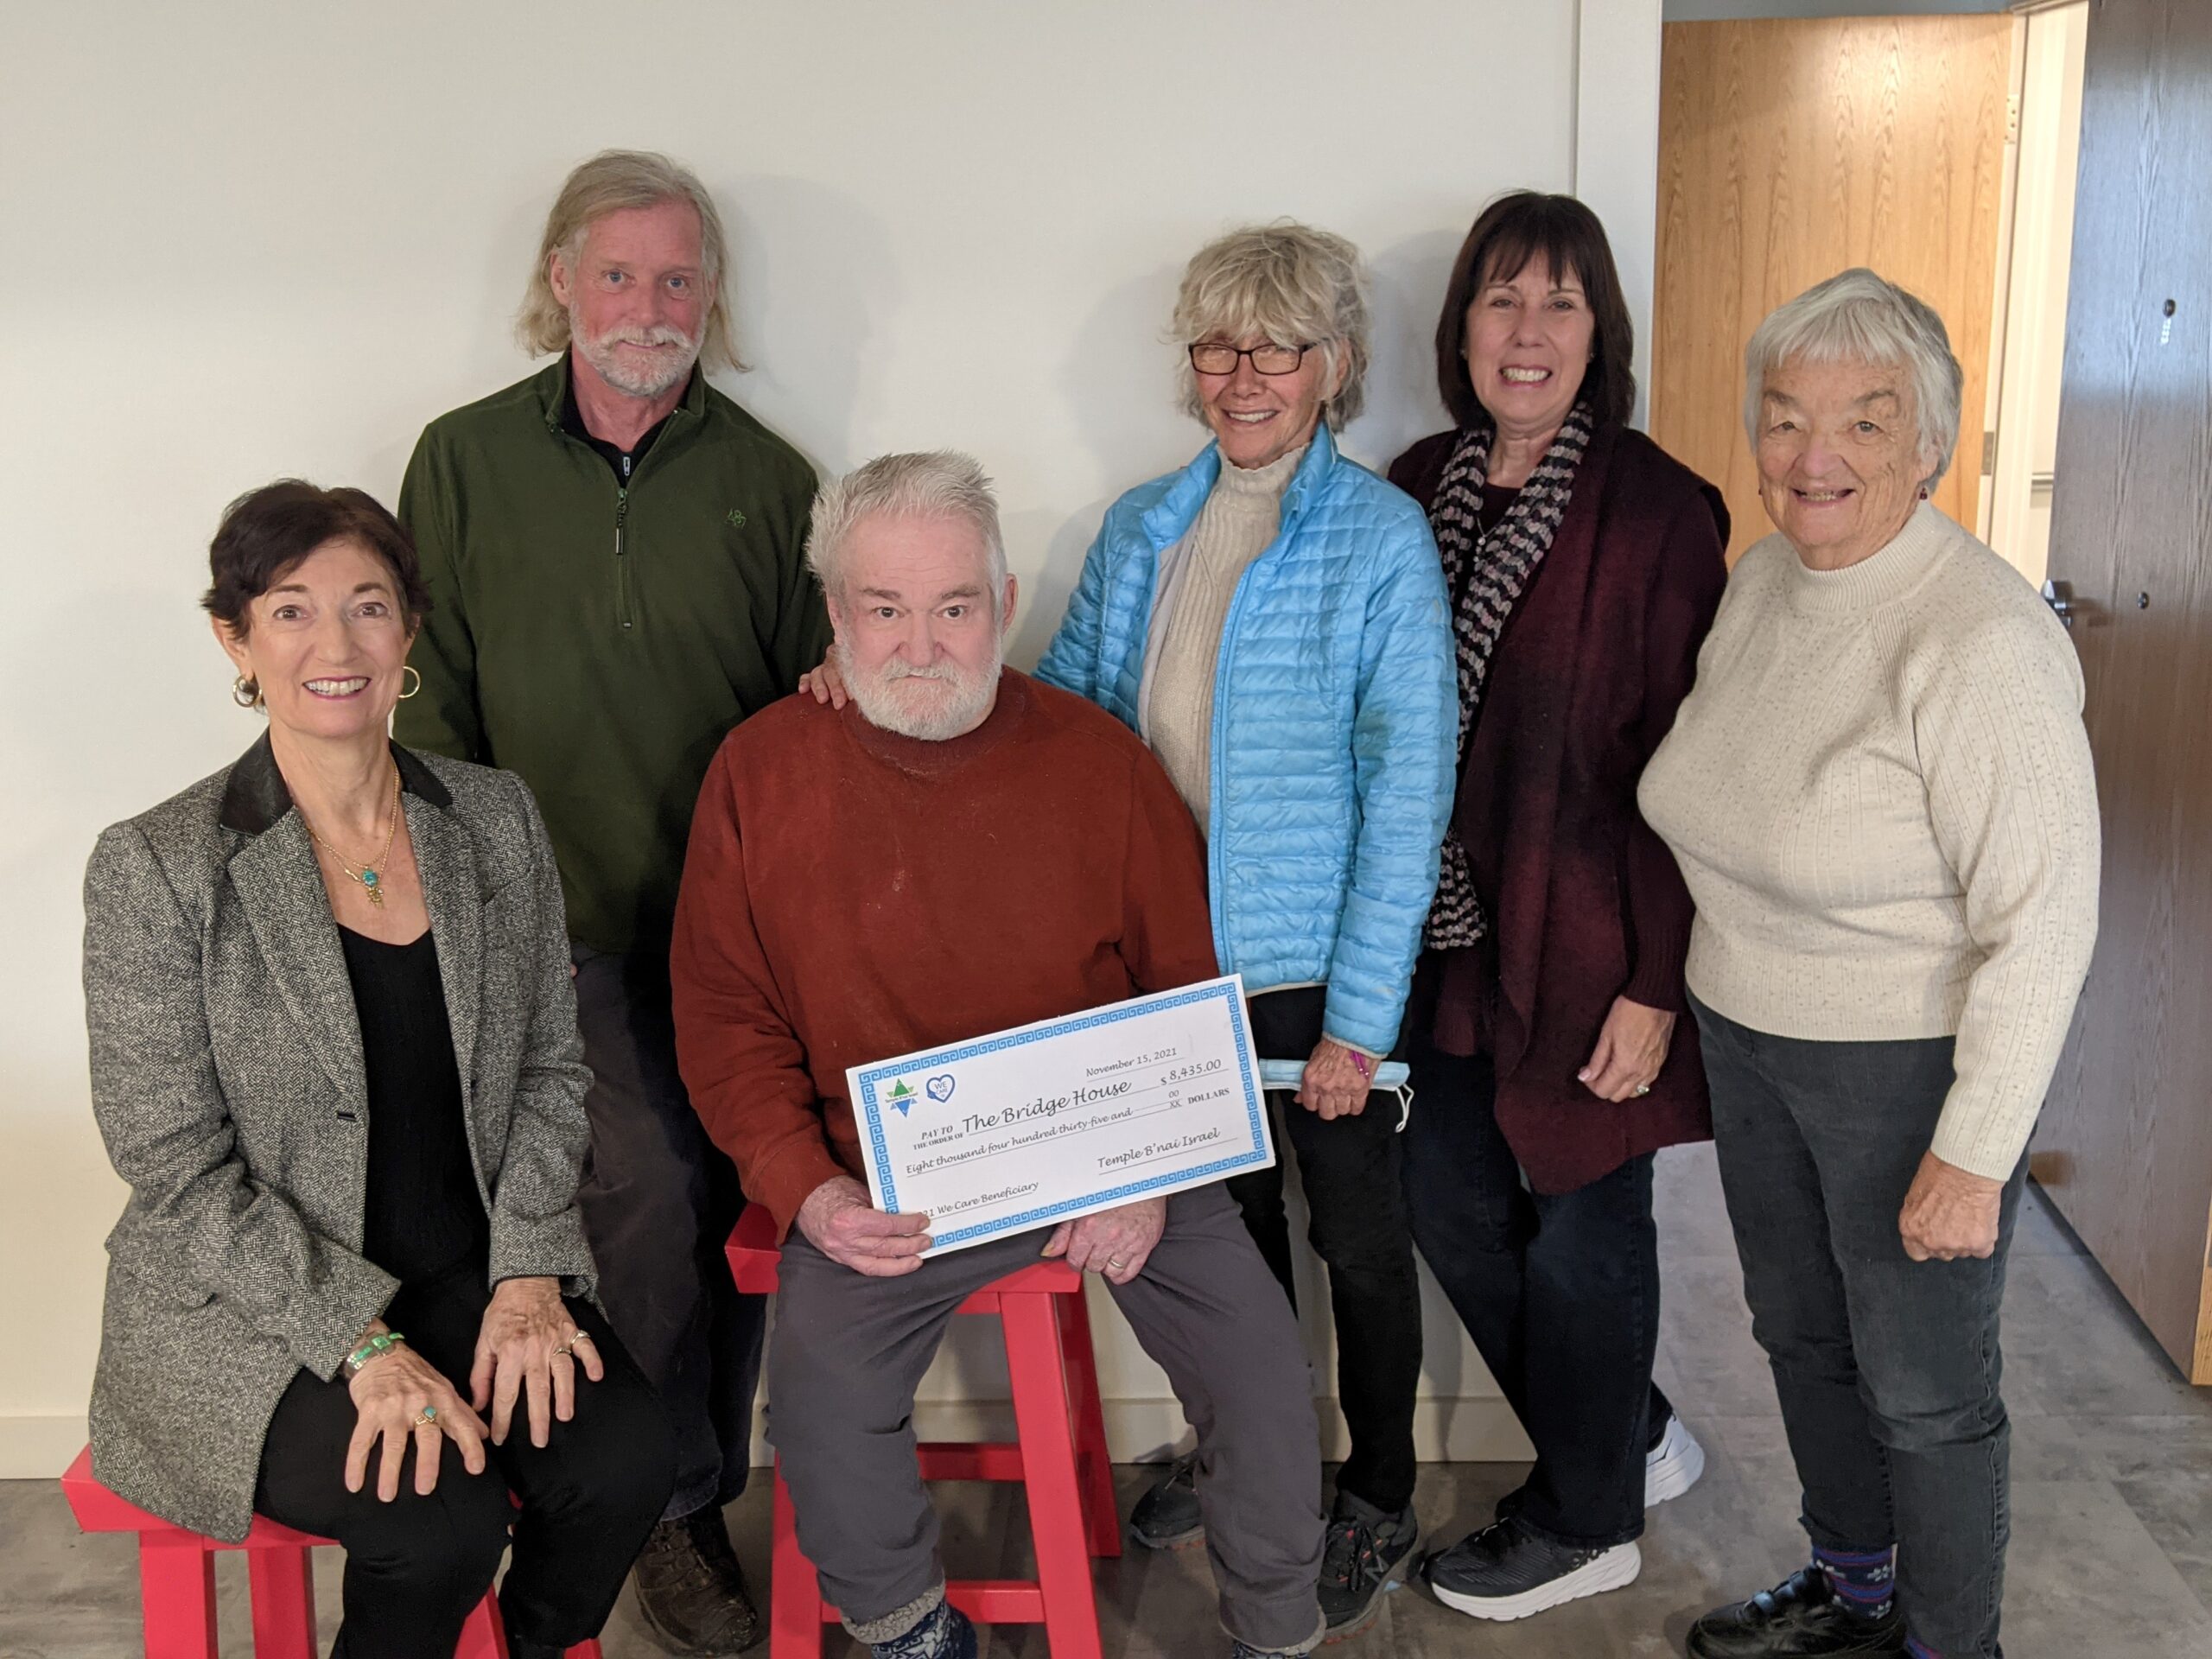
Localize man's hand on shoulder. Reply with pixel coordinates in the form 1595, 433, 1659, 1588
796, 1176, 932, 1276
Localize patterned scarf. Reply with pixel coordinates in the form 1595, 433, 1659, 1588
1422, 403, 1594, 950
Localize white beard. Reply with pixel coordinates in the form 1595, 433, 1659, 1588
569, 309, 701, 399
837, 636, 1002, 741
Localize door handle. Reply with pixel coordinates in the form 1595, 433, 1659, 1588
2043, 579, 2076, 629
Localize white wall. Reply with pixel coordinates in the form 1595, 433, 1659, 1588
0, 0, 1661, 1476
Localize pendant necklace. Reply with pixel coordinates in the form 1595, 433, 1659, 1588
302, 769, 404, 907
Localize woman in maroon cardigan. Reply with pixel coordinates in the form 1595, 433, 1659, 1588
1389, 193, 1729, 1623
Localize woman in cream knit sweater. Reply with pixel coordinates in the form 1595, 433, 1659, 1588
1640, 270, 2099, 1659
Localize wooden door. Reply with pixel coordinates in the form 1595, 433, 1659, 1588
1651, 16, 2013, 561
2031, 0, 2212, 1384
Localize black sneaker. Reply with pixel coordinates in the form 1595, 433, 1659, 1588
870, 1601, 978, 1659
1688, 1567, 1905, 1656
1128, 1451, 1205, 1548
1317, 1490, 1420, 1635
631, 1505, 765, 1655
1423, 1516, 1641, 1622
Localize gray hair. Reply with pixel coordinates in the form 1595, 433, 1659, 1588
808, 451, 1008, 615
1743, 268, 1963, 488
1173, 221, 1371, 429
516, 149, 742, 372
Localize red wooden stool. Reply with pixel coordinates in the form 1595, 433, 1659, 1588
60, 1446, 604, 1659
727, 1203, 1121, 1658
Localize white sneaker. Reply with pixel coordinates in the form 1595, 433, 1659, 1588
1643, 1413, 1706, 1507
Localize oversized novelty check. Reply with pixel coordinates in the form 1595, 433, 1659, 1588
847, 975, 1272, 1256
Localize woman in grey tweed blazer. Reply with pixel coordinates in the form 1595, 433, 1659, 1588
83, 482, 674, 1659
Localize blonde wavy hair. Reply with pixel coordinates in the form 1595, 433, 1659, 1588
1172, 221, 1371, 429
515, 149, 743, 372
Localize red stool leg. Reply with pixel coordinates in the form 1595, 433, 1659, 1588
246, 1543, 319, 1658
1001, 1293, 1103, 1659
137, 1532, 218, 1659
456, 1591, 508, 1659
771, 1460, 827, 1658
563, 1642, 607, 1658
1055, 1285, 1122, 1560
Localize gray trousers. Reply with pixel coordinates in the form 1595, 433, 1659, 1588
769, 1181, 1325, 1654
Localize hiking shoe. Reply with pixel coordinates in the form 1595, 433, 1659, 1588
1687, 1567, 1906, 1656
631, 1505, 764, 1654
1424, 1516, 1641, 1622
1129, 1451, 1205, 1548
1316, 1489, 1420, 1635
1645, 1412, 1708, 1506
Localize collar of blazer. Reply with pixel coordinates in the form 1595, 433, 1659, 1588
215, 733, 487, 1128
218, 731, 454, 835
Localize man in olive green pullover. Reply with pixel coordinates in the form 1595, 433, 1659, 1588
396, 150, 827, 1657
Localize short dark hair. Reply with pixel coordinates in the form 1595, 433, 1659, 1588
1433, 191, 1637, 433
202, 481, 431, 638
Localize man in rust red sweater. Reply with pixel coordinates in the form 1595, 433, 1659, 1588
670, 452, 1325, 1659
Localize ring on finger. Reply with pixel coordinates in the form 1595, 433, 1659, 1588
1106, 1256, 1128, 1269
410, 1406, 438, 1429
1632, 1082, 1652, 1096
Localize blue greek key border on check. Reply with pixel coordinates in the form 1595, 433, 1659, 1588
854, 980, 1263, 1219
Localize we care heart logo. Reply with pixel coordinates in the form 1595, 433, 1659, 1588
925, 1075, 957, 1103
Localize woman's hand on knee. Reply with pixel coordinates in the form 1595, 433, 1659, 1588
470, 1276, 605, 1450
346, 1340, 488, 1502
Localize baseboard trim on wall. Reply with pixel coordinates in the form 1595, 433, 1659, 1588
6, 1399, 1533, 1481
0, 1414, 88, 1479
903, 1396, 1532, 1467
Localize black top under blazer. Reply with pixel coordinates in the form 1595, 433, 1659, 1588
81, 735, 595, 1541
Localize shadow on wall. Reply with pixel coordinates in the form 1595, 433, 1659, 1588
712, 172, 899, 481
1351, 226, 1464, 467
1002, 503, 1110, 673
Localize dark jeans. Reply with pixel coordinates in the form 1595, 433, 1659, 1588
572, 945, 765, 1521
1225, 988, 1422, 1514
1694, 995, 2026, 1659
255, 1260, 675, 1657
1402, 1035, 1669, 1547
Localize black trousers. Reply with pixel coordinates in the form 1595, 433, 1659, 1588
1696, 996, 2024, 1659
572, 944, 765, 1520
254, 1261, 675, 1657
1402, 1035, 1669, 1547
1225, 988, 1422, 1514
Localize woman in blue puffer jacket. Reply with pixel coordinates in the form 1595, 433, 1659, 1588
1039, 223, 1454, 1637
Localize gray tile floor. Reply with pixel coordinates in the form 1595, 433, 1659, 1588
6, 1147, 2209, 1657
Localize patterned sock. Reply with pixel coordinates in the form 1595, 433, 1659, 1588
1811, 1542, 1897, 1620
1904, 1641, 1943, 1659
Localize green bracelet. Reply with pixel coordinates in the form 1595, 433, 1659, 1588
344, 1331, 405, 1378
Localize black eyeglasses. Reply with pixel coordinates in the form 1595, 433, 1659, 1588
1187, 341, 1312, 376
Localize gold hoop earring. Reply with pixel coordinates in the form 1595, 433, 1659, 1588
399, 665, 423, 700
232, 675, 264, 709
